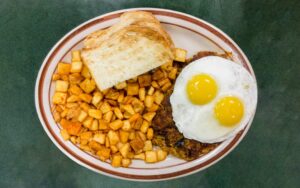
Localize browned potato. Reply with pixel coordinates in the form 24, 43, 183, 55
127, 83, 139, 95
138, 74, 152, 87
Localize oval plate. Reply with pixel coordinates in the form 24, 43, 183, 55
35, 8, 257, 181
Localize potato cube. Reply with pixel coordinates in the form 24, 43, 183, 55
130, 136, 144, 153
121, 104, 135, 115
89, 140, 102, 151
145, 151, 157, 163
88, 109, 102, 119
160, 61, 173, 70
168, 67, 178, 80
79, 145, 91, 152
57, 63, 71, 75
122, 120, 132, 131
69, 73, 83, 84
71, 50, 81, 61
68, 85, 83, 95
109, 120, 123, 130
127, 83, 139, 95
147, 104, 159, 112
107, 130, 119, 145
134, 153, 145, 160
113, 108, 123, 119
103, 111, 113, 123
53, 92, 67, 104
138, 74, 152, 87
157, 149, 168, 161
83, 116, 93, 129
115, 81, 127, 90
162, 82, 172, 91
80, 79, 96, 93
174, 48, 187, 62
119, 143, 130, 158
147, 86, 155, 96
123, 96, 133, 104
146, 128, 154, 140
132, 117, 143, 130
93, 133, 106, 144
81, 66, 91, 78
111, 155, 122, 167
77, 110, 88, 122
70, 136, 76, 144
52, 74, 60, 81
66, 122, 81, 136
138, 88, 146, 101
143, 140, 153, 151
90, 119, 99, 131
97, 148, 111, 161
140, 120, 150, 133
158, 78, 169, 86
60, 129, 70, 140
60, 108, 68, 118
80, 103, 90, 112
110, 145, 119, 154
92, 92, 103, 107
127, 152, 134, 159
143, 112, 156, 122
119, 130, 129, 143
99, 120, 109, 130
80, 131, 92, 140
79, 93, 92, 103
137, 131, 146, 142
67, 95, 80, 103
122, 158, 131, 168
117, 91, 124, 103
144, 95, 154, 108
105, 137, 110, 147
151, 81, 159, 89
152, 69, 165, 80
100, 102, 111, 114
55, 80, 69, 92
53, 110, 61, 122
128, 113, 141, 123
105, 90, 120, 100
154, 91, 164, 105
70, 61, 83, 73
128, 131, 136, 140
132, 100, 144, 113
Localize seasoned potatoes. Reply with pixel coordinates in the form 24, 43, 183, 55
51, 48, 186, 167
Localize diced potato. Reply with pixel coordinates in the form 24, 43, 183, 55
80, 103, 90, 112
143, 112, 156, 122
111, 155, 122, 167
89, 140, 102, 151
107, 130, 119, 145
60, 129, 70, 140
128, 113, 141, 123
121, 104, 135, 115
147, 104, 159, 112
127, 77, 137, 83
81, 66, 91, 78
83, 116, 93, 129
122, 96, 133, 104
174, 48, 187, 62
109, 120, 123, 130
90, 119, 98, 131
128, 131, 136, 140
53, 92, 67, 104
132, 117, 143, 130
147, 86, 155, 96
92, 92, 103, 107
152, 69, 165, 80
71, 50, 81, 61
97, 148, 111, 161
93, 133, 106, 144
103, 111, 113, 123
151, 81, 159, 88
158, 78, 169, 86
53, 110, 61, 122
80, 79, 96, 94
100, 102, 111, 114
61, 75, 69, 81
70, 61, 83, 73
132, 100, 144, 113
66, 122, 81, 135
66, 107, 80, 120
115, 81, 127, 90
99, 120, 109, 130
113, 108, 123, 119
105, 137, 110, 147
133, 153, 145, 160
105, 90, 119, 100
160, 61, 173, 70
145, 151, 157, 163
67, 95, 81, 103
144, 95, 154, 108
79, 144, 91, 152
138, 74, 152, 87
119, 130, 129, 143
60, 108, 68, 118
157, 149, 168, 161
110, 145, 118, 153
122, 120, 131, 131
154, 91, 164, 105
168, 67, 178, 80
162, 81, 172, 91
143, 140, 153, 151
140, 120, 150, 133
88, 109, 102, 119
70, 136, 76, 144
52, 74, 60, 81
127, 152, 134, 159
119, 143, 130, 158
77, 110, 88, 122
127, 83, 139, 95
69, 73, 83, 84
65, 102, 79, 109
80, 139, 88, 145
122, 158, 131, 168
117, 91, 124, 103
79, 93, 92, 103
130, 136, 144, 153
106, 99, 118, 107
138, 88, 146, 101
137, 131, 146, 142
146, 128, 154, 140
57, 63, 71, 75
68, 85, 83, 95
80, 131, 92, 140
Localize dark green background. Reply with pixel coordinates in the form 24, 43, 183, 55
0, 0, 299, 187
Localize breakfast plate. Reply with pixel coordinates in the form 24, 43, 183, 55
35, 8, 257, 181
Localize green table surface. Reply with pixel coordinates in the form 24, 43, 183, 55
0, 0, 299, 187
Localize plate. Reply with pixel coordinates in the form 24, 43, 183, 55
35, 8, 257, 181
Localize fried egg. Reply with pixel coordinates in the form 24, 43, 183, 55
170, 56, 257, 143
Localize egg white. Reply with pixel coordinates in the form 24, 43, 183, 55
170, 56, 257, 143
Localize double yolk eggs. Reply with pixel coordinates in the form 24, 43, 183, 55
170, 56, 257, 143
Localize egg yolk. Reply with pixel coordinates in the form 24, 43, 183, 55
186, 74, 218, 105
214, 96, 244, 127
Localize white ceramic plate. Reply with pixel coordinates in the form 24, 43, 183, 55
35, 8, 257, 181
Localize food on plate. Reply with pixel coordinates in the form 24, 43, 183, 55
81, 11, 175, 90
170, 56, 257, 143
